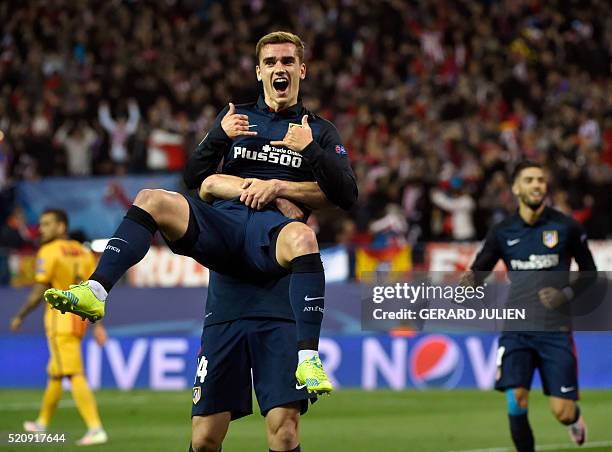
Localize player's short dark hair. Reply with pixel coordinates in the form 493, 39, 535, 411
42, 208, 69, 228
512, 161, 543, 183
256, 31, 305, 63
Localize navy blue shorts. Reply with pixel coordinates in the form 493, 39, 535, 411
191, 318, 316, 420
167, 196, 295, 278
495, 332, 579, 400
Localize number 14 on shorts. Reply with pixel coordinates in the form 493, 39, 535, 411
194, 356, 208, 385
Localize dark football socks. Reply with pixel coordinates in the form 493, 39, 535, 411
509, 414, 535, 452
91, 205, 158, 292
270, 445, 300, 452
289, 253, 325, 352
564, 405, 581, 425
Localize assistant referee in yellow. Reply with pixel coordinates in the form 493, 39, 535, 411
10, 208, 108, 446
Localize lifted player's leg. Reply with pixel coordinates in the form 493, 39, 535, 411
44, 189, 190, 321
275, 222, 332, 394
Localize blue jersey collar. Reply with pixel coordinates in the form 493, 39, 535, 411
256, 95, 305, 118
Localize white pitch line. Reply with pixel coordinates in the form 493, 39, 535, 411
0, 395, 150, 412
447, 439, 612, 452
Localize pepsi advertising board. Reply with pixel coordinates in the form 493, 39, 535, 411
1, 333, 611, 390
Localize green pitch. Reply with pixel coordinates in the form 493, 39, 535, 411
2, 389, 612, 451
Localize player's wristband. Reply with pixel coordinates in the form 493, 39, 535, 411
562, 286, 575, 301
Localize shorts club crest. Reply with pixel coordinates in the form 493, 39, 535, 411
193, 386, 202, 404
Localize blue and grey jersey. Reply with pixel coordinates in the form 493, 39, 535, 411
184, 96, 358, 211
471, 207, 597, 330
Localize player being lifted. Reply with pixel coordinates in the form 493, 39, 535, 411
462, 161, 594, 451
10, 209, 108, 446
44, 32, 357, 399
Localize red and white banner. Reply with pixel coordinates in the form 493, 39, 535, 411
147, 129, 186, 171
425, 241, 612, 271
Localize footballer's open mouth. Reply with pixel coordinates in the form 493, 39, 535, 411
272, 77, 289, 96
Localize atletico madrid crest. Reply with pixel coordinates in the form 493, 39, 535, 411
543, 230, 558, 248
193, 386, 201, 404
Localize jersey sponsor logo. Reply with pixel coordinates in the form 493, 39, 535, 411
506, 238, 521, 247
510, 254, 559, 270
60, 245, 84, 257
233, 145, 303, 168
560, 385, 576, 393
335, 144, 347, 155
105, 245, 121, 253
543, 230, 559, 248
303, 306, 324, 313
192, 386, 201, 404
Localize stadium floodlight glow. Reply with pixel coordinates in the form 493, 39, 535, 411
90, 239, 110, 253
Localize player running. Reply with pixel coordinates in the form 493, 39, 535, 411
462, 161, 594, 451
43, 31, 356, 399
10, 209, 108, 446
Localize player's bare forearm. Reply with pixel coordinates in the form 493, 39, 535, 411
275, 180, 333, 210
13, 283, 49, 323
199, 174, 244, 202
201, 173, 332, 211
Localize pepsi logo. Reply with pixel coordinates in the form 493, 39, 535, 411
409, 335, 464, 389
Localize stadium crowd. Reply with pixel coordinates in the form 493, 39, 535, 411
0, 0, 611, 248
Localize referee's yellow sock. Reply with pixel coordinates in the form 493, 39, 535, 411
37, 377, 62, 426
71, 375, 102, 429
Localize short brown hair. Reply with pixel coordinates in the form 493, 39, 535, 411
256, 31, 305, 63
42, 208, 69, 228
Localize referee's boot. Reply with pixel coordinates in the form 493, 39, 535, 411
44, 282, 105, 323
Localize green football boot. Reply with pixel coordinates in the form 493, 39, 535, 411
295, 355, 333, 394
44, 282, 105, 323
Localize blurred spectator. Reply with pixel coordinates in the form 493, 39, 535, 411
0, 207, 35, 250
431, 177, 476, 241
54, 120, 97, 176
98, 100, 140, 170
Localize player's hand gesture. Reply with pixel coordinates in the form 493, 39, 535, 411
270, 114, 313, 152
538, 287, 568, 310
221, 103, 257, 139
275, 198, 304, 220
240, 178, 280, 210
